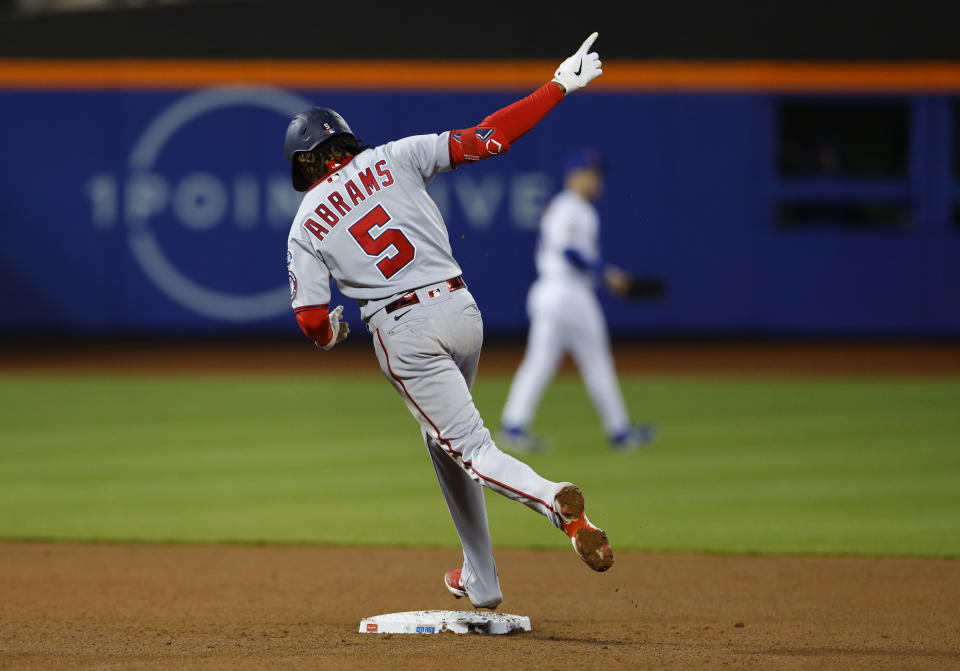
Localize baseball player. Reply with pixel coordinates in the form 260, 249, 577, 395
285, 34, 612, 609
499, 149, 656, 452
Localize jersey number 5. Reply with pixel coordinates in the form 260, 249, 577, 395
348, 204, 415, 279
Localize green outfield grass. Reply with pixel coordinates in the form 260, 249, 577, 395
0, 371, 958, 557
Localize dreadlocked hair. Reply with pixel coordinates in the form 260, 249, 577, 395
297, 135, 369, 173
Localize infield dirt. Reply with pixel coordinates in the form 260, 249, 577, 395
2, 342, 959, 669
1, 542, 958, 670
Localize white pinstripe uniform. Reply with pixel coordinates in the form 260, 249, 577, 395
500, 188, 633, 439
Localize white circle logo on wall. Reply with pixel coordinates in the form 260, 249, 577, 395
125, 86, 314, 322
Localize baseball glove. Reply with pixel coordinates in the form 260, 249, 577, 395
604, 266, 667, 302
621, 275, 667, 301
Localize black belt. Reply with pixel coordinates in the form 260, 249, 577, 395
384, 276, 466, 314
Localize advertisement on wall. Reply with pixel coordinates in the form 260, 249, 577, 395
1, 71, 957, 336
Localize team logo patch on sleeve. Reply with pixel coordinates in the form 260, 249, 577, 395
288, 270, 298, 300
452, 128, 495, 144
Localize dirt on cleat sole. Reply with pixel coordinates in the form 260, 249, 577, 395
555, 485, 585, 523
574, 527, 614, 572
555, 484, 615, 572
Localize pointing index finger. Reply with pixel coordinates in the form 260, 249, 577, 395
578, 31, 599, 54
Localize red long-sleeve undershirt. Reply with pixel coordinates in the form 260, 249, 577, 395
479, 81, 564, 143
448, 81, 564, 166
295, 304, 332, 345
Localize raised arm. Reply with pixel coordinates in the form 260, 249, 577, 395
449, 32, 603, 166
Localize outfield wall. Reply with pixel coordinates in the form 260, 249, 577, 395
1, 62, 959, 337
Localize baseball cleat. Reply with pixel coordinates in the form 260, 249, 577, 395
554, 484, 614, 572
610, 423, 656, 452
443, 568, 468, 599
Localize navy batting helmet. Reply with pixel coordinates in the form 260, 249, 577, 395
284, 107, 354, 191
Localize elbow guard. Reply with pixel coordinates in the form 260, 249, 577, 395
449, 126, 511, 167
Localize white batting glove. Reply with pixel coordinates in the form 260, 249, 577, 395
316, 304, 350, 351
552, 32, 603, 95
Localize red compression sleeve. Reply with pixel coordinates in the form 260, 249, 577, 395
481, 81, 564, 143
449, 82, 564, 166
295, 305, 332, 346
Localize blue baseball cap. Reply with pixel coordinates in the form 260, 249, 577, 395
563, 148, 606, 175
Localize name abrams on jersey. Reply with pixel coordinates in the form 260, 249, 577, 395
287, 81, 567, 336
302, 157, 395, 241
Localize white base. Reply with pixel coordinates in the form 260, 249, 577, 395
359, 610, 531, 635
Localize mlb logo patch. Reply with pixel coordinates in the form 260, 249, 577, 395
428, 289, 441, 298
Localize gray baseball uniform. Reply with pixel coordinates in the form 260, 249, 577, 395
287, 132, 569, 608
286, 32, 611, 605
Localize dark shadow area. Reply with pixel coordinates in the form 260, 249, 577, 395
2, 0, 960, 60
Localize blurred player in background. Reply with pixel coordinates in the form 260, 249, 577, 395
499, 149, 656, 452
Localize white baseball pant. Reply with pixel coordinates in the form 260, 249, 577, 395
502, 278, 631, 437
367, 281, 569, 609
